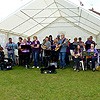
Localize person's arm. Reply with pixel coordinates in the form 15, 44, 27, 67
34, 41, 40, 48
5, 43, 12, 51
48, 42, 51, 50
5, 43, 8, 49
73, 50, 77, 57
63, 39, 68, 46
94, 49, 98, 56
31, 42, 34, 48
0, 46, 4, 51
80, 51, 83, 57
73, 51, 79, 58
14, 43, 18, 49
12, 43, 16, 50
18, 45, 21, 49
87, 49, 90, 52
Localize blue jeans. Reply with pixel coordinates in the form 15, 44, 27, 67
33, 51, 39, 67
8, 52, 15, 64
59, 52, 66, 68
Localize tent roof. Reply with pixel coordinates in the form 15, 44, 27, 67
0, 0, 100, 37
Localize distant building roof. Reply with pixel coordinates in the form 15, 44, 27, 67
89, 8, 100, 16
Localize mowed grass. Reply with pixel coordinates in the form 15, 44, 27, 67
0, 66, 100, 100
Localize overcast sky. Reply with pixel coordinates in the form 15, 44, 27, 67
0, 0, 100, 21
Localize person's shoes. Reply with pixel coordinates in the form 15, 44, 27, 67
60, 67, 63, 69
74, 68, 76, 71
32, 66, 35, 68
77, 69, 80, 72
25, 65, 28, 69
62, 67, 66, 69
92, 68, 95, 72
62, 67, 64, 69
37, 66, 39, 68
85, 67, 87, 71
55, 66, 57, 68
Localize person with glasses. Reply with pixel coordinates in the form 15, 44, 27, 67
87, 43, 98, 71
57, 33, 68, 69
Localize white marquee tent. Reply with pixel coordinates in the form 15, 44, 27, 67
0, 0, 100, 54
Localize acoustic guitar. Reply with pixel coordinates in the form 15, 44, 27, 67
55, 38, 67, 51
55, 44, 61, 51
41, 45, 47, 50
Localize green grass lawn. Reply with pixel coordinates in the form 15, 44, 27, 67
0, 66, 100, 100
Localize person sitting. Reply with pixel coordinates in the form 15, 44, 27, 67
73, 44, 82, 72
87, 43, 98, 71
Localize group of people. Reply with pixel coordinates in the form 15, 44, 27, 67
0, 34, 99, 72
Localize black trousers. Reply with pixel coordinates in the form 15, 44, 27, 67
22, 53, 30, 66
87, 57, 97, 69
19, 54, 23, 66
65, 53, 70, 65
51, 50, 59, 62
74, 57, 81, 70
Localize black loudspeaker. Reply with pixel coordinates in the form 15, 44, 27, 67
40, 65, 57, 74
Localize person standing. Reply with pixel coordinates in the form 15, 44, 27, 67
17, 37, 23, 66
5, 38, 17, 65
85, 36, 96, 51
41, 36, 51, 51
57, 34, 68, 69
31, 36, 40, 68
51, 38, 58, 62
27, 37, 32, 45
27, 37, 32, 63
56, 35, 60, 41
78, 37, 85, 51
20, 39, 31, 68
49, 35, 53, 45
72, 37, 78, 50
41, 36, 51, 67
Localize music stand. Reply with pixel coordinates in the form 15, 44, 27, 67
82, 51, 94, 56
87, 52, 94, 56
21, 45, 31, 50
82, 51, 88, 56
